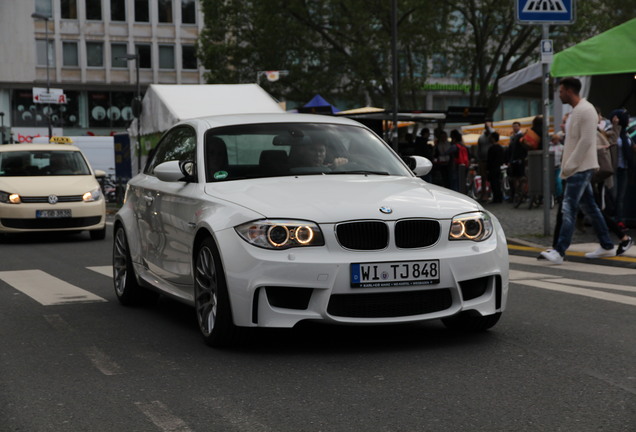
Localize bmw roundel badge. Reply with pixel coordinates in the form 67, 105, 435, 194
379, 206, 392, 214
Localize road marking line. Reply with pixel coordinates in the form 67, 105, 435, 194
87, 266, 112, 277
509, 255, 636, 275
135, 401, 193, 432
83, 346, 123, 376
516, 279, 636, 307
544, 278, 636, 294
0, 270, 106, 305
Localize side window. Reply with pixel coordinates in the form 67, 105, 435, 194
145, 126, 196, 175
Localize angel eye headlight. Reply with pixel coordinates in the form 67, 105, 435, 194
236, 219, 324, 250
449, 212, 493, 242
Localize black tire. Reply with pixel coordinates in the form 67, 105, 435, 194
442, 312, 502, 332
112, 225, 145, 306
90, 227, 106, 240
194, 237, 238, 347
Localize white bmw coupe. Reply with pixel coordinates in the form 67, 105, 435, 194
113, 113, 508, 346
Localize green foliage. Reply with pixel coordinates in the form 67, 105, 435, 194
198, 0, 632, 114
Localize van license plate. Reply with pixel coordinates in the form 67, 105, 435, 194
36, 209, 72, 218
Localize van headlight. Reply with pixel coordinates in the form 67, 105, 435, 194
449, 212, 493, 242
0, 191, 21, 204
236, 219, 325, 250
82, 188, 102, 202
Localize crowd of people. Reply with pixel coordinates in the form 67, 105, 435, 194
401, 76, 633, 259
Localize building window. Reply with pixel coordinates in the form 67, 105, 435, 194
35, 0, 52, 17
111, 43, 129, 68
182, 45, 197, 70
159, 45, 175, 69
87, 42, 104, 67
36, 39, 55, 67
63, 42, 79, 66
158, 0, 173, 23
181, 0, 195, 24
86, 0, 102, 20
88, 91, 135, 128
135, 0, 149, 22
111, 0, 126, 21
12, 89, 80, 129
136, 44, 151, 68
61, 0, 78, 19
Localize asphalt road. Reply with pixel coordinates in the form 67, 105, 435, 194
1, 221, 635, 431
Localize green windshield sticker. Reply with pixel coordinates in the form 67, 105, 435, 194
213, 171, 228, 180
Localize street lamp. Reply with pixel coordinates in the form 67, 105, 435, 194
117, 53, 142, 172
31, 12, 53, 138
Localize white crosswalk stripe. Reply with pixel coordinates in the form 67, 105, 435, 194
0, 269, 107, 305
510, 255, 636, 307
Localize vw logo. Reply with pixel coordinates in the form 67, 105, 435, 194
48, 195, 58, 204
379, 206, 392, 214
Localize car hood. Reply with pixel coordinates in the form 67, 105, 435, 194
204, 175, 481, 222
0, 176, 99, 196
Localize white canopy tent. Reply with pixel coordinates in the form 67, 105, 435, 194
127, 84, 284, 173
128, 84, 284, 137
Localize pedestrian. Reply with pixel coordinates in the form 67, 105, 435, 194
450, 129, 469, 193
477, 121, 494, 201
539, 77, 615, 264
414, 127, 433, 182
549, 133, 564, 199
508, 121, 527, 203
487, 132, 504, 203
433, 129, 452, 188
607, 108, 633, 225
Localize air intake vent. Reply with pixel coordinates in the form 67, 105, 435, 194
395, 219, 440, 248
336, 221, 389, 250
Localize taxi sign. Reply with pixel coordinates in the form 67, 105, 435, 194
50, 136, 74, 144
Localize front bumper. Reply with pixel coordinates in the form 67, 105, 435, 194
216, 219, 509, 328
0, 200, 106, 233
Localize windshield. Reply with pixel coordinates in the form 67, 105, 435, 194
203, 123, 412, 182
0, 150, 92, 177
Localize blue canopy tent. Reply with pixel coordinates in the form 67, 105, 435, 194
298, 94, 340, 114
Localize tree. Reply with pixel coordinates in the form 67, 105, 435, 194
198, 0, 633, 114
198, 0, 445, 109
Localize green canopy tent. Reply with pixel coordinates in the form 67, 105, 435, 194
550, 18, 636, 118
551, 18, 636, 77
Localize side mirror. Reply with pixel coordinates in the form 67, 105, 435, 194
154, 160, 197, 182
409, 155, 433, 177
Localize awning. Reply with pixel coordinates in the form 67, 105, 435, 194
551, 18, 636, 77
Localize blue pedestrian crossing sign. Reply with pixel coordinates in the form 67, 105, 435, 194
516, 0, 575, 24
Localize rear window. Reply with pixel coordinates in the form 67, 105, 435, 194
0, 150, 92, 176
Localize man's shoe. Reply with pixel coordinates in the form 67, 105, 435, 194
584, 246, 616, 259
540, 249, 564, 264
617, 236, 633, 256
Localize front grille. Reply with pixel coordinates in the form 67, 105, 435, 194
395, 219, 440, 248
1, 216, 101, 229
336, 221, 389, 250
20, 195, 84, 203
327, 288, 452, 318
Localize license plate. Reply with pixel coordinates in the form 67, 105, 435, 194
36, 209, 72, 218
350, 260, 440, 288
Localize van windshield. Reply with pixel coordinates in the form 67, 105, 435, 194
0, 150, 92, 176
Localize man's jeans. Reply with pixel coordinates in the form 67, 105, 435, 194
555, 169, 613, 255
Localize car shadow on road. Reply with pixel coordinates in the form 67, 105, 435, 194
133, 295, 501, 355
0, 231, 99, 244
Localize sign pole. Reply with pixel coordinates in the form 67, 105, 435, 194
541, 24, 551, 236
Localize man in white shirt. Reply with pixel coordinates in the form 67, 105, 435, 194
540, 77, 614, 264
